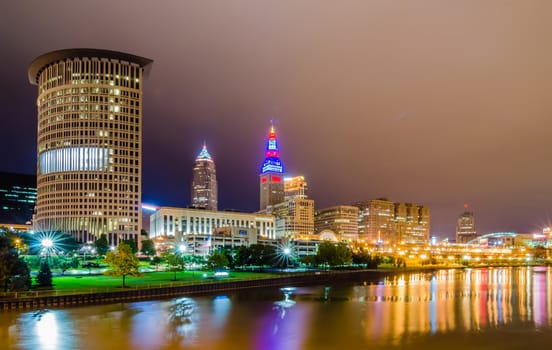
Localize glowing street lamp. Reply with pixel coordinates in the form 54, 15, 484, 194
41, 238, 53, 249
178, 245, 187, 254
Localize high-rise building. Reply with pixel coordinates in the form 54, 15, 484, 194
191, 143, 217, 210
0, 172, 37, 225
354, 198, 430, 244
272, 198, 315, 238
284, 175, 308, 200
402, 203, 430, 244
259, 125, 285, 211
315, 205, 359, 241
456, 206, 477, 243
28, 48, 152, 244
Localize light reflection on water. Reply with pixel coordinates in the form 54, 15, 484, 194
1, 267, 552, 350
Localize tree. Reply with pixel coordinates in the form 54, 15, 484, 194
334, 243, 353, 266
141, 239, 156, 256
36, 261, 53, 287
234, 246, 251, 268
316, 241, 353, 268
163, 252, 185, 281
58, 256, 75, 275
352, 251, 380, 269
105, 242, 141, 288
206, 250, 229, 271
122, 239, 138, 254
94, 234, 109, 255
9, 259, 31, 291
0, 234, 31, 292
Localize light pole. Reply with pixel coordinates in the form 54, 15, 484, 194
283, 247, 291, 268
41, 238, 54, 263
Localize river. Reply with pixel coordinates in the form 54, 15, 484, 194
1, 266, 551, 349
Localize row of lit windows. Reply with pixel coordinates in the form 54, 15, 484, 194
38, 59, 142, 92
40, 87, 140, 103
41, 105, 140, 117
41, 95, 139, 108
39, 113, 139, 128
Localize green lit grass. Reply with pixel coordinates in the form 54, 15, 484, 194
47, 270, 278, 293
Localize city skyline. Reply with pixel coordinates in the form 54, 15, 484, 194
2, 1, 552, 238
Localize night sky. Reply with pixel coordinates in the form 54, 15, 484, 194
1, 1, 552, 238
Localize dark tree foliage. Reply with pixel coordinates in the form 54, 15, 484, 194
36, 261, 53, 287
316, 242, 353, 267
352, 251, 381, 269
232, 245, 276, 268
140, 239, 156, 256
9, 259, 31, 291
234, 245, 251, 268
206, 250, 229, 271
122, 239, 138, 254
0, 234, 31, 292
94, 234, 109, 255
221, 248, 234, 268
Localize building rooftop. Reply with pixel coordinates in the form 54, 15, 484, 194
28, 48, 153, 84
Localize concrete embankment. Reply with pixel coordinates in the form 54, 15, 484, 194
1, 270, 395, 311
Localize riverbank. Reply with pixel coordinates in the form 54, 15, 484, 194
0, 269, 399, 311
2, 264, 542, 311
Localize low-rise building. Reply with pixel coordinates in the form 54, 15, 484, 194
149, 207, 276, 241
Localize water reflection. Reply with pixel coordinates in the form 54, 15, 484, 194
166, 298, 199, 346
34, 311, 59, 349
2, 267, 552, 349
357, 267, 552, 346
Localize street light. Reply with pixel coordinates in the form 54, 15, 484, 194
41, 238, 53, 249
41, 238, 54, 262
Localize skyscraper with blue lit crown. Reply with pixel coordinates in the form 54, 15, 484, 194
259, 125, 285, 211
191, 143, 218, 210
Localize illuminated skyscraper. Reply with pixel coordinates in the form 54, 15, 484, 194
28, 48, 152, 244
456, 205, 477, 243
191, 143, 217, 210
259, 125, 285, 211
354, 198, 430, 244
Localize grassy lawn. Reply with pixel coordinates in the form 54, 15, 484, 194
47, 270, 278, 292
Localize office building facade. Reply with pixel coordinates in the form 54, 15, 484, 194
272, 198, 315, 238
149, 206, 275, 241
284, 175, 308, 200
0, 172, 37, 225
315, 205, 359, 241
354, 198, 430, 244
456, 210, 477, 243
28, 48, 152, 244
